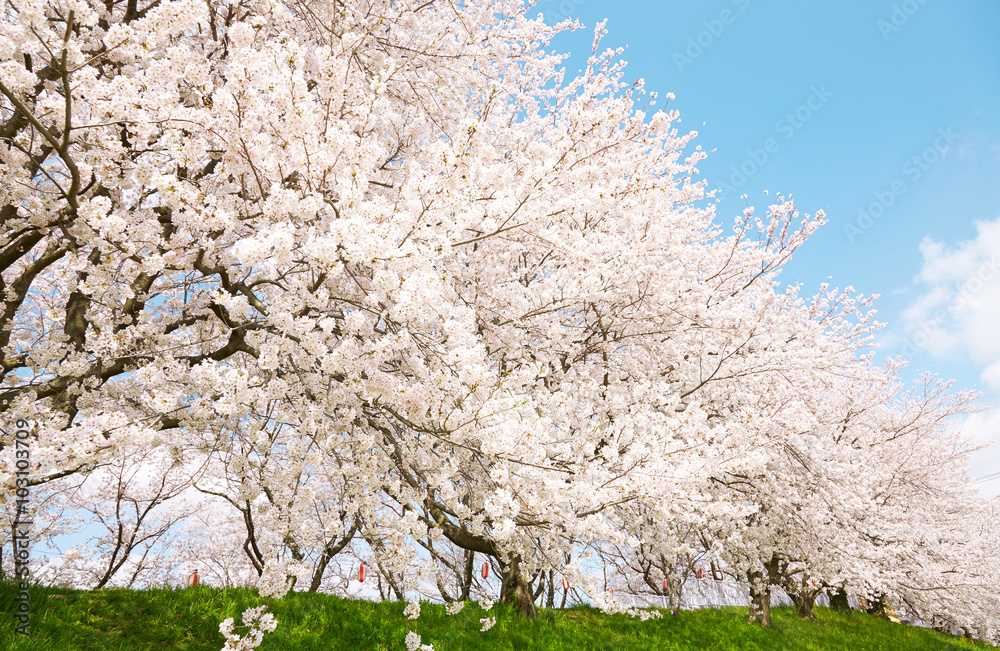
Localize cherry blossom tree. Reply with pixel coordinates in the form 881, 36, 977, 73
2, 0, 998, 638
67, 442, 196, 588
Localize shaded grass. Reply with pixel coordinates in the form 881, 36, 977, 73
0, 580, 991, 650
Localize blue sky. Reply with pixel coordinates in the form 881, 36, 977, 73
540, 0, 1000, 489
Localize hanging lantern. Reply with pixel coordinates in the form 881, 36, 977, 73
359, 563, 365, 582
481, 562, 489, 579
188, 569, 199, 586
663, 577, 667, 591
697, 567, 704, 579
562, 577, 569, 591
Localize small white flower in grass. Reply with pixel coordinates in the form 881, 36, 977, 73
479, 598, 494, 611
404, 600, 421, 619
480, 616, 496, 632
405, 631, 435, 651
446, 601, 465, 615
218, 605, 278, 650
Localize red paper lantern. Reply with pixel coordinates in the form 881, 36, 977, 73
697, 567, 703, 579
562, 577, 569, 591
188, 569, 199, 586
663, 577, 667, 591
359, 563, 365, 582
609, 587, 614, 595
481, 562, 489, 579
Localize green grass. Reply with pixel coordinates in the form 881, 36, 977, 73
0, 580, 992, 650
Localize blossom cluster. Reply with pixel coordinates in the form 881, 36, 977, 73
218, 606, 277, 651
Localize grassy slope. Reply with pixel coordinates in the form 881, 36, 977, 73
0, 581, 991, 650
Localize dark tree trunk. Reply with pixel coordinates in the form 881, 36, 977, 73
531, 569, 546, 601
460, 550, 474, 602
829, 587, 851, 613
500, 556, 538, 618
790, 589, 819, 621
309, 519, 359, 592
785, 576, 822, 621
421, 501, 541, 617
747, 571, 772, 628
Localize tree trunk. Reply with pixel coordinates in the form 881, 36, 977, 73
500, 556, 538, 618
747, 571, 772, 628
309, 519, 359, 592
786, 576, 822, 621
460, 550, 474, 602
829, 587, 851, 613
791, 590, 818, 621
531, 569, 546, 601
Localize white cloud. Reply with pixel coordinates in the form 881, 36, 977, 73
899, 218, 1000, 494
897, 218, 1000, 371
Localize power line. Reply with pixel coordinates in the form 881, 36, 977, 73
973, 471, 1000, 484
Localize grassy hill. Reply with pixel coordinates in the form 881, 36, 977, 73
0, 580, 991, 650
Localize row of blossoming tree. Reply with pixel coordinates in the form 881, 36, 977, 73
1, 0, 998, 642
